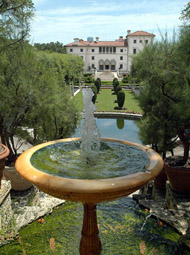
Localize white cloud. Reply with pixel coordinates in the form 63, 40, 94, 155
30, 0, 186, 44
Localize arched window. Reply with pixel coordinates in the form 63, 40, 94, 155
111, 59, 116, 71
105, 59, 110, 65
105, 59, 110, 70
99, 59, 104, 65
111, 59, 116, 65
99, 59, 104, 71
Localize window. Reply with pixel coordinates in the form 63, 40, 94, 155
99, 47, 102, 53
120, 56, 123, 60
133, 48, 136, 54
113, 47, 116, 53
80, 48, 83, 52
92, 64, 95, 68
134, 39, 137, 43
140, 40, 142, 43
120, 49, 123, 52
92, 56, 95, 60
119, 64, 123, 69
92, 49, 95, 52
70, 48, 73, 52
145, 40, 148, 44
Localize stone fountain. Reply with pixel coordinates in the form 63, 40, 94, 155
15, 88, 163, 255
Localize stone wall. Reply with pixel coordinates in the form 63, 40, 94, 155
0, 180, 14, 231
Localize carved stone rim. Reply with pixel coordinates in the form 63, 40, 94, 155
15, 138, 163, 201
0, 144, 9, 160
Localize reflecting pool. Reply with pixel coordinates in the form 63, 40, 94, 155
73, 118, 141, 144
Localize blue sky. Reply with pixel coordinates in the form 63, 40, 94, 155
30, 0, 188, 45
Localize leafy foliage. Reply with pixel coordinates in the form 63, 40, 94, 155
0, 0, 34, 51
83, 73, 94, 84
116, 85, 122, 95
91, 85, 97, 104
34, 41, 66, 54
132, 28, 190, 161
94, 79, 101, 93
122, 75, 129, 84
0, 43, 81, 163
113, 79, 119, 94
180, 1, 190, 23
117, 91, 125, 108
0, 1, 84, 163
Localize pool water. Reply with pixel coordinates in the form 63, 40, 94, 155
73, 117, 141, 143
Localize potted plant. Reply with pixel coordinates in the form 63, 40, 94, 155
163, 20, 190, 192
164, 123, 190, 193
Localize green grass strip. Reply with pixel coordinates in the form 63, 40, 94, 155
73, 89, 142, 113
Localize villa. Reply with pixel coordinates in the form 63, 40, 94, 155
64, 30, 155, 76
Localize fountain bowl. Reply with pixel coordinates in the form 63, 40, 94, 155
15, 137, 163, 204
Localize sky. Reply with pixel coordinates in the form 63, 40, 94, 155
30, 0, 189, 45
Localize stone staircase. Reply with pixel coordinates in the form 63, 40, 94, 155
95, 71, 119, 81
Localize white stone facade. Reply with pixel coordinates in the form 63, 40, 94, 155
64, 31, 155, 73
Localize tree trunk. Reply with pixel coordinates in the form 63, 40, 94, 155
177, 125, 190, 164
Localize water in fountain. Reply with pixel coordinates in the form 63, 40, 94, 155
31, 88, 149, 179
80, 87, 101, 153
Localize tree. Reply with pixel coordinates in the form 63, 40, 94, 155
180, 1, 190, 23
0, 0, 34, 51
34, 41, 66, 54
0, 1, 82, 164
132, 31, 190, 162
0, 43, 80, 163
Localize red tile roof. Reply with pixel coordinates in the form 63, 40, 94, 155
65, 40, 125, 47
127, 31, 155, 36
64, 31, 155, 47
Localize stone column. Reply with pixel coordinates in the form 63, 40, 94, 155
80, 203, 102, 255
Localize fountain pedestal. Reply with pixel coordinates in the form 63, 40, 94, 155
15, 138, 163, 254
80, 203, 101, 255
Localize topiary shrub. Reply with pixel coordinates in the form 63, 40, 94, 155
96, 78, 101, 85
84, 75, 95, 84
94, 79, 101, 93
113, 80, 119, 94
116, 85, 122, 95
91, 85, 97, 104
112, 78, 118, 84
117, 90, 125, 108
122, 76, 129, 84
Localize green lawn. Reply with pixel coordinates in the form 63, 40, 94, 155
73, 88, 142, 113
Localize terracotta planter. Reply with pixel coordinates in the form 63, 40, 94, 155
4, 165, 33, 191
154, 167, 167, 189
165, 161, 190, 193
0, 144, 9, 187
